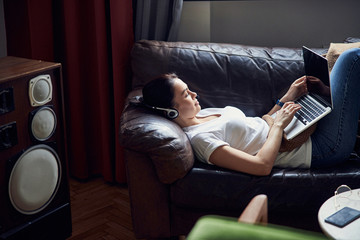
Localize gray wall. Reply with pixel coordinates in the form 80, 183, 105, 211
1, 0, 359, 55
178, 0, 360, 48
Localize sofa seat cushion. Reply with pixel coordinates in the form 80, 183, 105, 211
171, 159, 360, 212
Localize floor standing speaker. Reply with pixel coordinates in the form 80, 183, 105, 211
0, 57, 72, 240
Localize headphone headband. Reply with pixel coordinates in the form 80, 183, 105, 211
151, 106, 179, 119
131, 96, 179, 119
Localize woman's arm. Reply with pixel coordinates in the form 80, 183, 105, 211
267, 76, 308, 116
209, 102, 301, 176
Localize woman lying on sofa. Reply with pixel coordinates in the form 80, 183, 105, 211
140, 48, 360, 176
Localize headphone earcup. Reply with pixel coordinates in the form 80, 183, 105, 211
166, 108, 179, 119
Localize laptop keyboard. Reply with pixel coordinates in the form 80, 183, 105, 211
295, 96, 326, 125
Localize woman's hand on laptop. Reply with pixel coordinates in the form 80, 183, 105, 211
281, 76, 308, 102
267, 76, 307, 116
274, 102, 301, 129
307, 76, 331, 96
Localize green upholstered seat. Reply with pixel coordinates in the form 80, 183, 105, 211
187, 215, 329, 240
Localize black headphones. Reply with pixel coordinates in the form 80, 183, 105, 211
131, 96, 179, 119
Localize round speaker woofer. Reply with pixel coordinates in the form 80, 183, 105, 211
31, 107, 57, 141
8, 145, 61, 215
29, 74, 53, 107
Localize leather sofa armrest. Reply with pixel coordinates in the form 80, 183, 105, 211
124, 149, 172, 238
119, 92, 194, 184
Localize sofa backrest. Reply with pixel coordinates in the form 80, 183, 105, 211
131, 40, 306, 116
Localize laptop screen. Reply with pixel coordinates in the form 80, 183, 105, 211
302, 46, 332, 107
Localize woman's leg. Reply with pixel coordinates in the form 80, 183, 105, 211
311, 48, 360, 168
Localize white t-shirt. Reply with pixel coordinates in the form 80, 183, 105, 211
183, 106, 312, 168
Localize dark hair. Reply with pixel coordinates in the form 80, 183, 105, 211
142, 73, 178, 108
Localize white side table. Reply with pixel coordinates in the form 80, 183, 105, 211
318, 188, 360, 240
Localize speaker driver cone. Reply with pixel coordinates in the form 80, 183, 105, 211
8, 145, 61, 215
29, 74, 53, 106
31, 107, 57, 141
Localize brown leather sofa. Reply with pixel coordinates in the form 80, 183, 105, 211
119, 39, 360, 239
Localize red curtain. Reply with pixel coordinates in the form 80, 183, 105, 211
4, 0, 134, 183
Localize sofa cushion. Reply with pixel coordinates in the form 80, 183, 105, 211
119, 99, 194, 184
131, 40, 306, 117
344, 37, 360, 43
171, 159, 360, 212
326, 42, 360, 71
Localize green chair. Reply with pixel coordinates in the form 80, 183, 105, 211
187, 195, 329, 240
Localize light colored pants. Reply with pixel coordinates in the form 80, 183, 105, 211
311, 48, 360, 168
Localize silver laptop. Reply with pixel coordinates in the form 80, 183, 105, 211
280, 46, 333, 140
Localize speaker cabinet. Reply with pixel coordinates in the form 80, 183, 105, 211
0, 57, 71, 240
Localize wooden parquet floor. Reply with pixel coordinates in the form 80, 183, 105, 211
67, 177, 137, 240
